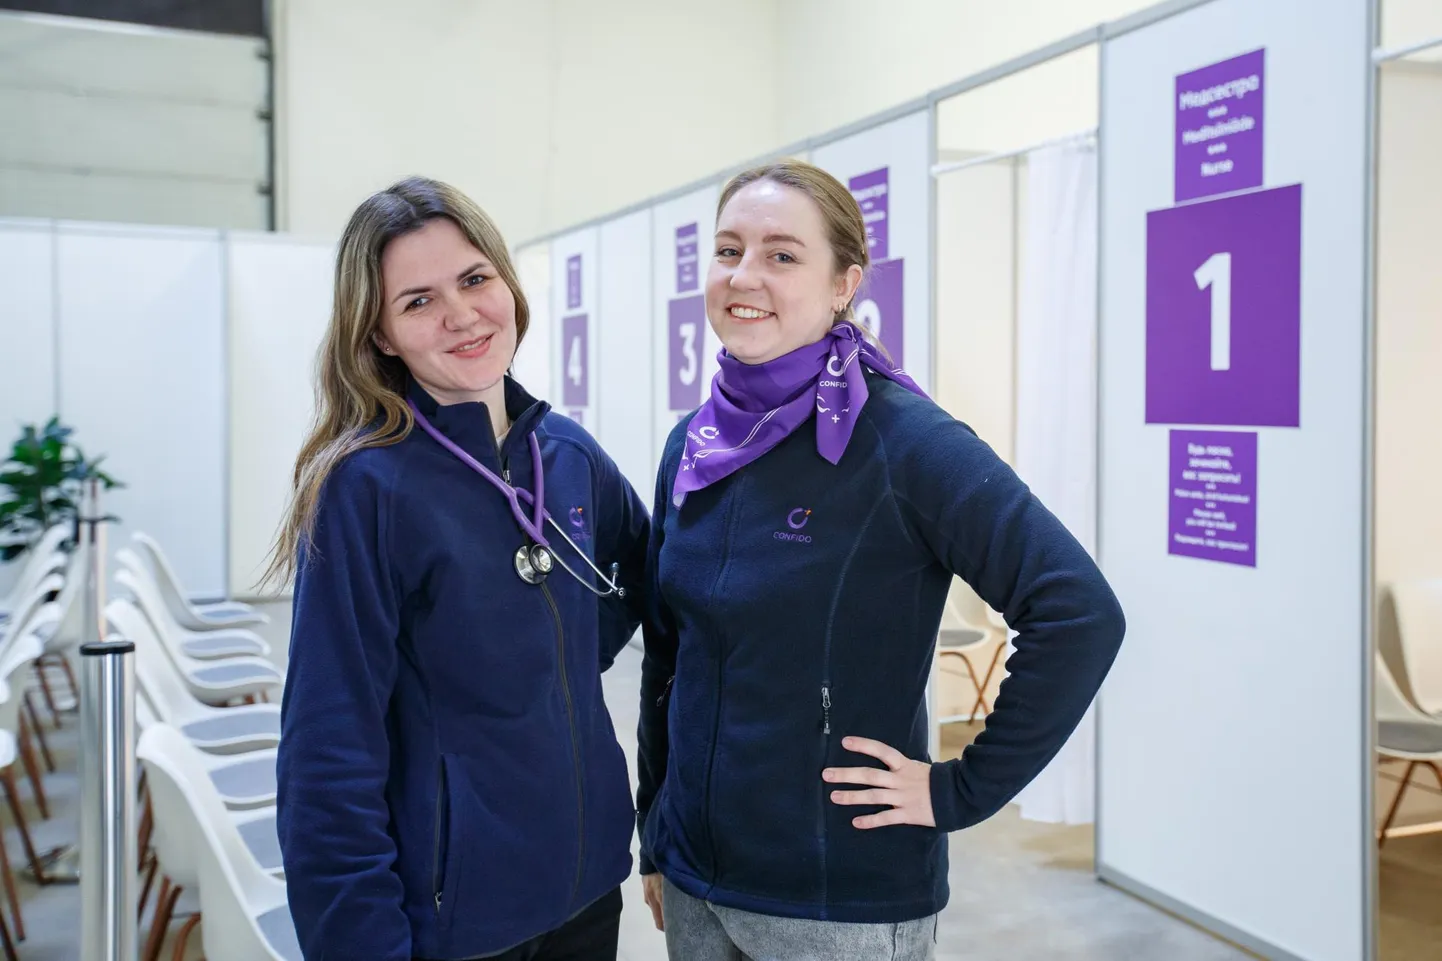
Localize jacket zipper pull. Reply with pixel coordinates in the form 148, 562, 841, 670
435, 890, 442, 913
656, 675, 675, 707
822, 686, 831, 735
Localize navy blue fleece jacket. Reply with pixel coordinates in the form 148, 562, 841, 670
276, 376, 648, 960
636, 374, 1125, 923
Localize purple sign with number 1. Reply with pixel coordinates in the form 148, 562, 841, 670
1145, 183, 1301, 427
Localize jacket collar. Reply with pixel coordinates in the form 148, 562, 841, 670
405, 374, 551, 470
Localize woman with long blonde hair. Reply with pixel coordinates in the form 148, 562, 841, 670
270, 176, 648, 961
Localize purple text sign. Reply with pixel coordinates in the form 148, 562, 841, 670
854, 258, 904, 369
668, 295, 706, 411
848, 167, 890, 261
561, 313, 588, 408
1169, 429, 1256, 567
1175, 48, 1265, 203
1145, 183, 1301, 427
676, 222, 699, 294
566, 255, 582, 311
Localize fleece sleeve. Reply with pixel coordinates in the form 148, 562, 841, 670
275, 461, 411, 961
890, 411, 1126, 833
634, 433, 683, 874
588, 443, 652, 671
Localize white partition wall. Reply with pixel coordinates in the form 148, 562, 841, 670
1096, 1, 1373, 958
57, 222, 228, 599
227, 234, 335, 597
513, 243, 553, 402
0, 220, 56, 433
651, 185, 722, 463
810, 109, 933, 393
597, 211, 656, 497
551, 229, 600, 431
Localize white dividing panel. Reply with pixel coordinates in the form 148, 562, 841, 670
513, 243, 552, 403
57, 223, 227, 599
550, 229, 600, 432
0, 219, 57, 434
651, 185, 722, 464
227, 234, 335, 597
597, 210, 656, 498
1097, 2, 1371, 959
808, 109, 932, 393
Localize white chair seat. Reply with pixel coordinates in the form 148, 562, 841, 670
131, 533, 269, 631
181, 631, 270, 659
181, 707, 281, 751
1380, 720, 1442, 758
255, 905, 302, 961
235, 811, 283, 875
207, 752, 278, 809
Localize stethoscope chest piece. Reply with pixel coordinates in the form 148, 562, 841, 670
514, 543, 554, 585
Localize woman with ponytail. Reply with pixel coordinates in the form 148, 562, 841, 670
634, 160, 1126, 960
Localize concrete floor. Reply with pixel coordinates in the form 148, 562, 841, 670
1, 597, 1429, 959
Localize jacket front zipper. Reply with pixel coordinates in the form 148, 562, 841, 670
432, 759, 449, 916
702, 481, 744, 884
541, 581, 586, 906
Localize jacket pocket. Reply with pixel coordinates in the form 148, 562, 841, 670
432, 754, 461, 926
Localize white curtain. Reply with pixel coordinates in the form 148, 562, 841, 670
1009, 140, 1100, 825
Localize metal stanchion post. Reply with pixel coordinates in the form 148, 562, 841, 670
78, 638, 138, 961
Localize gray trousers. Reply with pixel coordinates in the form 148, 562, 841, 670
662, 879, 937, 961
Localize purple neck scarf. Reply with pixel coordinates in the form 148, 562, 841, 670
672, 322, 928, 508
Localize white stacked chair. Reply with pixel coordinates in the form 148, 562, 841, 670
130, 532, 269, 630
113, 569, 281, 707
137, 724, 298, 961
116, 549, 270, 660
0, 524, 71, 626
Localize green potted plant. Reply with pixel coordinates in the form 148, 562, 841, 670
0, 417, 122, 562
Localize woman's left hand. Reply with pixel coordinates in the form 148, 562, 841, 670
823, 736, 936, 829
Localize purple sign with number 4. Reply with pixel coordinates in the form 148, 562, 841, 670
1145, 183, 1301, 428
561, 313, 588, 408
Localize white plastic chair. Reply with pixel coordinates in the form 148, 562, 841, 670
130, 532, 268, 630
935, 592, 1008, 725
115, 550, 270, 660
137, 724, 299, 961
1376, 652, 1442, 844
0, 551, 65, 630
1380, 579, 1442, 717
113, 571, 281, 706
107, 598, 282, 756
0, 524, 70, 621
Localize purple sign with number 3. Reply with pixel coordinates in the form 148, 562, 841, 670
668, 295, 706, 411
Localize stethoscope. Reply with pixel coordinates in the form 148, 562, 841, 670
407, 400, 626, 598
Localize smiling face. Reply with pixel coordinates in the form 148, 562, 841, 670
706, 179, 863, 365
373, 217, 518, 406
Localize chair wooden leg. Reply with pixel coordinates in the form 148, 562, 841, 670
0, 806, 25, 941
138, 854, 158, 921
170, 913, 202, 961
16, 715, 48, 820
55, 655, 78, 702
32, 661, 60, 729
0, 769, 44, 884
22, 693, 55, 773
143, 876, 180, 961
0, 902, 17, 961
138, 794, 154, 864
968, 642, 1007, 720
1378, 759, 1418, 846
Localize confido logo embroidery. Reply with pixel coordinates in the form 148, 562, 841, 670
568, 506, 592, 542
774, 507, 813, 544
